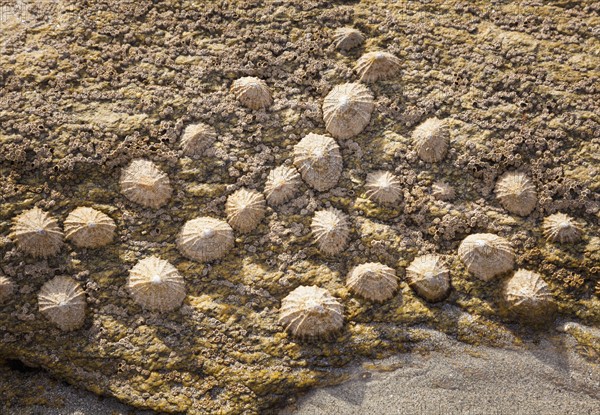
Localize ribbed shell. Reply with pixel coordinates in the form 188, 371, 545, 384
279, 285, 344, 338
431, 181, 455, 201
406, 254, 450, 303
38, 276, 86, 331
293, 133, 342, 192
120, 159, 172, 209
311, 208, 350, 256
12, 207, 64, 258
0, 275, 15, 304
412, 118, 449, 163
346, 262, 397, 302
264, 165, 301, 206
180, 123, 217, 157
323, 83, 374, 139
504, 269, 554, 321
128, 256, 186, 312
231, 76, 272, 110
365, 171, 402, 204
542, 213, 583, 243
333, 27, 365, 51
354, 51, 401, 82
495, 172, 537, 216
458, 233, 515, 281
64, 207, 116, 248
225, 188, 266, 233
177, 217, 234, 262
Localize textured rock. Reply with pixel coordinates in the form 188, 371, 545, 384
0, 275, 15, 304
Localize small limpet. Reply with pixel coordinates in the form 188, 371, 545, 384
64, 207, 116, 248
293, 133, 342, 192
38, 276, 86, 332
412, 117, 449, 163
365, 171, 402, 205
406, 254, 450, 303
12, 207, 63, 258
264, 165, 301, 206
231, 76, 272, 110
542, 213, 583, 244
177, 217, 234, 262
346, 262, 397, 302
0, 275, 15, 304
120, 159, 172, 209
333, 27, 365, 51
504, 269, 555, 322
180, 123, 217, 157
225, 188, 266, 233
495, 171, 537, 216
322, 83, 374, 140
354, 51, 401, 82
311, 208, 350, 256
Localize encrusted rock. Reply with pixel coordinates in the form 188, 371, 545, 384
333, 27, 365, 51
180, 123, 217, 157
64, 207, 116, 248
458, 233, 515, 281
12, 207, 64, 258
231, 76, 272, 110
495, 171, 537, 216
264, 165, 301, 206
225, 188, 266, 233
128, 256, 186, 312
412, 118, 449, 163
279, 285, 344, 338
431, 180, 455, 201
322, 83, 374, 139
504, 269, 555, 322
177, 217, 234, 262
311, 208, 350, 256
293, 133, 342, 192
406, 254, 450, 302
542, 213, 583, 244
38, 276, 86, 332
354, 51, 401, 82
120, 159, 172, 209
365, 171, 402, 205
0, 275, 15, 304
346, 262, 397, 302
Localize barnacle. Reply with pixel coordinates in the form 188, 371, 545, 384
128, 256, 186, 312
293, 133, 342, 192
354, 51, 401, 82
38, 276, 86, 332
180, 123, 217, 157
542, 213, 583, 244
311, 208, 350, 256
120, 159, 172, 209
231, 76, 273, 110
322, 83, 374, 139
177, 217, 234, 262
333, 27, 365, 51
458, 233, 515, 281
406, 254, 450, 302
0, 275, 15, 304
504, 269, 555, 322
12, 207, 64, 258
431, 180, 455, 201
346, 262, 397, 302
495, 171, 537, 216
64, 207, 116, 248
278, 285, 344, 338
412, 118, 449, 163
264, 165, 301, 206
225, 188, 266, 233
365, 171, 402, 205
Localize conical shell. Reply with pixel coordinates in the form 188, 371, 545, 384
311, 208, 350, 256
0, 275, 15, 304
279, 285, 344, 338
346, 262, 397, 302
333, 27, 365, 51
542, 213, 583, 244
504, 269, 555, 322
127, 256, 186, 312
323, 83, 374, 139
120, 159, 172, 209
354, 51, 401, 82
12, 207, 63, 258
365, 171, 402, 204
225, 188, 266, 233
495, 172, 537, 216
406, 254, 450, 302
458, 233, 515, 281
231, 76, 272, 110
412, 118, 449, 163
264, 165, 301, 206
180, 123, 216, 157
38, 276, 86, 331
177, 217, 234, 262
431, 180, 455, 201
293, 133, 342, 192
64, 207, 116, 248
